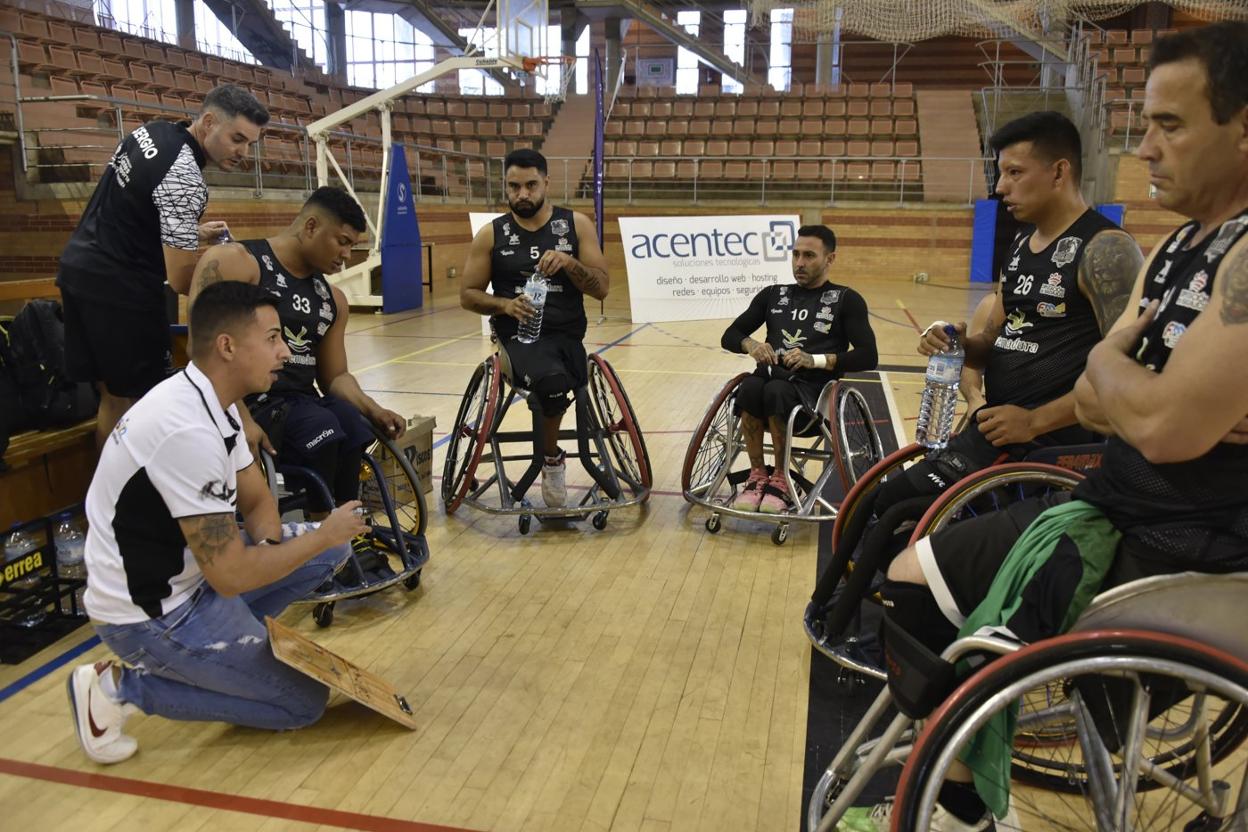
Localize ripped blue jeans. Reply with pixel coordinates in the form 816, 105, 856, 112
93, 524, 351, 730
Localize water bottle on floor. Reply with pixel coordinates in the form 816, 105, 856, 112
4, 526, 46, 626
54, 515, 88, 616
516, 271, 548, 345
915, 325, 964, 450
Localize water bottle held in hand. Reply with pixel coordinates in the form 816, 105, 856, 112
915, 325, 964, 449
516, 270, 548, 345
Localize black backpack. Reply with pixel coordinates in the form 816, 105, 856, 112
2, 300, 97, 448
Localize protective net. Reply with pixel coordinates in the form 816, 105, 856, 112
748, 0, 1247, 42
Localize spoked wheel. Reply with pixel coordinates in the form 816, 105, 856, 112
442, 356, 500, 514
832, 383, 884, 489
360, 422, 427, 536
681, 373, 748, 500
910, 463, 1084, 542
587, 354, 652, 497
893, 631, 1248, 832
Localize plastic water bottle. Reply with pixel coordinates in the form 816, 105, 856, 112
4, 526, 46, 626
516, 271, 548, 344
915, 325, 965, 449
218, 228, 232, 244
54, 515, 88, 615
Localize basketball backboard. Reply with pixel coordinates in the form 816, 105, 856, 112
497, 0, 548, 62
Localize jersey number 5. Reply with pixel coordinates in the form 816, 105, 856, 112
530, 246, 540, 260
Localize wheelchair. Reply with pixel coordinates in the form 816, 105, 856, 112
680, 372, 883, 545
804, 442, 1105, 681
441, 349, 651, 533
807, 569, 1248, 831
259, 415, 430, 628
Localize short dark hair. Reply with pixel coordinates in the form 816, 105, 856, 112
303, 186, 367, 233
1150, 22, 1248, 125
989, 110, 1083, 183
504, 148, 547, 176
797, 224, 837, 253
202, 84, 270, 127
189, 281, 279, 359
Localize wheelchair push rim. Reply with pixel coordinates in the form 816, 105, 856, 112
909, 463, 1085, 544
830, 443, 924, 553
682, 372, 749, 499
831, 382, 885, 491
587, 353, 653, 499
361, 422, 429, 537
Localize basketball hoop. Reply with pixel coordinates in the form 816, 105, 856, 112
520, 55, 577, 103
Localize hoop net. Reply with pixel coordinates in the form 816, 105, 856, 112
747, 0, 1246, 42
521, 56, 577, 103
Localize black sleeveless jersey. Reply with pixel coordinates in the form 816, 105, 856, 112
242, 239, 338, 398
1075, 209, 1248, 570
741, 281, 865, 385
489, 206, 586, 340
985, 209, 1121, 411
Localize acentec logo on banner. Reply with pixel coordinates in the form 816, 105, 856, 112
620, 215, 799, 323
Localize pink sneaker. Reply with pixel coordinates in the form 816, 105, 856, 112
732, 468, 769, 512
759, 472, 793, 514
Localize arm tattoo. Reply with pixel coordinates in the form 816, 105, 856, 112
194, 257, 224, 296
1219, 246, 1248, 325
186, 513, 238, 569
566, 260, 605, 295
1080, 232, 1144, 335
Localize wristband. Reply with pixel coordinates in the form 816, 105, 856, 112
922, 320, 952, 338
812, 354, 828, 369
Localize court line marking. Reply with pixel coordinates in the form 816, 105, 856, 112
353, 330, 483, 375
0, 757, 481, 832
894, 299, 923, 333
878, 371, 910, 449
0, 635, 101, 705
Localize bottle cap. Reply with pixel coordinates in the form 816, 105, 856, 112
943, 324, 958, 337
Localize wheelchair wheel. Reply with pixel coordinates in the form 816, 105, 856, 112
830, 443, 924, 552
587, 354, 652, 495
831, 383, 884, 489
361, 425, 427, 536
909, 463, 1084, 543
681, 373, 747, 498
442, 356, 501, 514
893, 631, 1248, 832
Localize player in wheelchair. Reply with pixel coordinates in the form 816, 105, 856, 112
189, 187, 429, 627
814, 26, 1248, 829
805, 111, 1143, 665
446, 148, 650, 532
683, 224, 881, 544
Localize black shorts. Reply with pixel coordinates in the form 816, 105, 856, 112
735, 365, 825, 423
251, 393, 373, 465
917, 492, 1181, 630
61, 289, 171, 398
499, 333, 589, 391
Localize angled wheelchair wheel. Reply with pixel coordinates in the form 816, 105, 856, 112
442, 356, 501, 514
830, 442, 924, 552
893, 631, 1248, 832
909, 462, 1085, 543
360, 423, 427, 537
587, 354, 653, 495
681, 372, 748, 499
831, 383, 884, 490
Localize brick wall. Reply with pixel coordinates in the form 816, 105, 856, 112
1113, 152, 1187, 254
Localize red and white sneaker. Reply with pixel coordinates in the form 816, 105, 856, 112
732, 468, 769, 512
759, 472, 794, 514
67, 662, 138, 764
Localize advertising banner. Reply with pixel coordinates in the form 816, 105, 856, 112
619, 215, 800, 323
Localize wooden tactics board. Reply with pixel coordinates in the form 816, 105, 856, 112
266, 616, 418, 730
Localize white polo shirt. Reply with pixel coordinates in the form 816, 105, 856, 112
84, 362, 254, 624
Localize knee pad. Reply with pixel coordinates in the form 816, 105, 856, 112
880, 579, 960, 718
332, 442, 366, 505
531, 373, 573, 417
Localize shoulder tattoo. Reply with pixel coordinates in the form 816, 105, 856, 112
1219, 245, 1248, 326
1081, 232, 1144, 334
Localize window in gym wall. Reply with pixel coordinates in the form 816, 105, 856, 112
769, 8, 793, 92
94, 0, 256, 63
722, 9, 747, 94
676, 11, 701, 95
193, 2, 254, 64
343, 12, 436, 92
458, 27, 505, 96
268, 0, 329, 68
575, 25, 590, 95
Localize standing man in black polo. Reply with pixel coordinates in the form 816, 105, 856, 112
56, 84, 269, 449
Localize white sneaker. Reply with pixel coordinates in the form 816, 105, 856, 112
542, 451, 567, 508
67, 663, 138, 764
835, 799, 993, 831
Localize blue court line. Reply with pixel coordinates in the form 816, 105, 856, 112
429, 323, 651, 453
0, 634, 100, 705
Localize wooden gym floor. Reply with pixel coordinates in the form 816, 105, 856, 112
0, 271, 988, 831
